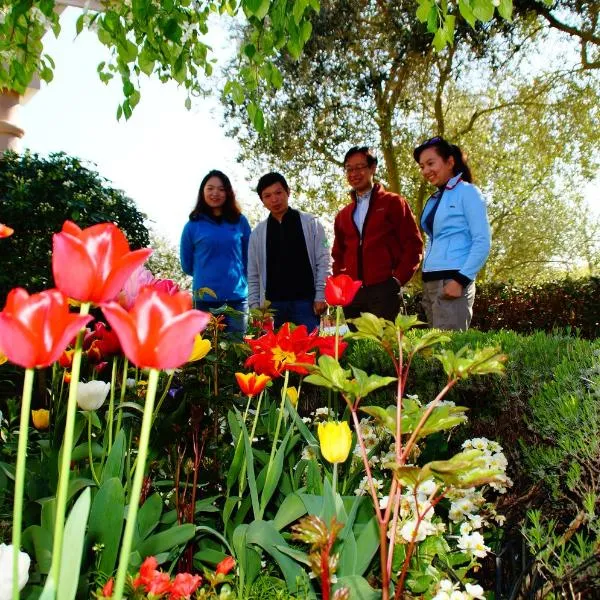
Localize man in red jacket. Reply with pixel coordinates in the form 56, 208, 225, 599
332, 146, 423, 321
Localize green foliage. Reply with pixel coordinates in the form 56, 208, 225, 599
0, 151, 150, 305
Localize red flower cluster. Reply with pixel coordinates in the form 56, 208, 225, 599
313, 335, 348, 358
245, 323, 319, 377
85, 322, 122, 362
124, 557, 202, 599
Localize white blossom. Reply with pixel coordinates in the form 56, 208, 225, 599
0, 544, 30, 600
457, 531, 490, 558
76, 380, 110, 411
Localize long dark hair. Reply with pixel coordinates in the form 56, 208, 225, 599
189, 170, 242, 223
413, 137, 473, 183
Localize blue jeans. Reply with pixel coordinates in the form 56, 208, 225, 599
194, 299, 248, 336
270, 299, 319, 331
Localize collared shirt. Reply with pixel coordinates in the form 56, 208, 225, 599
352, 188, 373, 237
265, 208, 315, 301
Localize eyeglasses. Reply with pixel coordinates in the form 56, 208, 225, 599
344, 164, 371, 174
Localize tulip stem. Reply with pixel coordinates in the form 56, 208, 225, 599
262, 370, 289, 515
12, 367, 35, 600
239, 390, 264, 500
107, 357, 118, 454
113, 368, 160, 600
151, 371, 174, 422
87, 413, 100, 486
48, 301, 90, 592
116, 357, 129, 434
332, 462, 338, 499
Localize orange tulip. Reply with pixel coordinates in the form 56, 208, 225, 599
215, 556, 236, 575
52, 221, 152, 304
235, 372, 271, 397
101, 288, 210, 370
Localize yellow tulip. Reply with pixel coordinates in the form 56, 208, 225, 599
0, 352, 7, 366
188, 335, 212, 362
31, 409, 50, 430
317, 420, 352, 464
286, 386, 299, 408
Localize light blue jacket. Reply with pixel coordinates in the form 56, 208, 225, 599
420, 174, 491, 282
248, 209, 331, 307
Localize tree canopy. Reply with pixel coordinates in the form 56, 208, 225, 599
222, 0, 599, 283
0, 151, 150, 303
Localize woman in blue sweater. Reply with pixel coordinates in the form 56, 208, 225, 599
180, 170, 251, 335
414, 137, 491, 331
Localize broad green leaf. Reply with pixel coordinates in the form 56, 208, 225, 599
333, 575, 380, 599
360, 405, 396, 432
101, 429, 126, 484
497, 0, 513, 20
133, 493, 163, 547
273, 492, 308, 531
241, 418, 260, 519
473, 0, 495, 21
137, 523, 195, 558
353, 515, 380, 576
22, 525, 53, 574
458, 0, 477, 27
260, 428, 293, 513
416, 0, 433, 22
87, 477, 125, 575
58, 488, 91, 600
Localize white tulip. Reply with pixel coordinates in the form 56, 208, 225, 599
77, 380, 111, 411
0, 544, 31, 600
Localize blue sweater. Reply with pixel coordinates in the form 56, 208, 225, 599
180, 214, 251, 301
420, 173, 491, 283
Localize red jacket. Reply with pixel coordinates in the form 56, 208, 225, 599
332, 184, 423, 286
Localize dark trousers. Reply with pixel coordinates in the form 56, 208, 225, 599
343, 278, 401, 322
270, 299, 319, 331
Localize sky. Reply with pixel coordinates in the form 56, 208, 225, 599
18, 6, 599, 252
20, 7, 265, 248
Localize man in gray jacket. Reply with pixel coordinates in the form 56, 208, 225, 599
248, 172, 330, 330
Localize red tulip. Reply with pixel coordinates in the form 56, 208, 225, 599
52, 221, 152, 304
0, 223, 14, 238
169, 573, 202, 599
325, 274, 362, 307
215, 556, 236, 575
101, 288, 210, 370
0, 288, 92, 368
245, 323, 319, 377
133, 557, 159, 588
235, 372, 271, 397
86, 322, 122, 361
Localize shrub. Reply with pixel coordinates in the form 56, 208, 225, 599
403, 277, 600, 339
0, 151, 150, 304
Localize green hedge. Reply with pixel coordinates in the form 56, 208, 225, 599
403, 278, 600, 339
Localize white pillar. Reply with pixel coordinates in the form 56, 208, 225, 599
0, 90, 24, 152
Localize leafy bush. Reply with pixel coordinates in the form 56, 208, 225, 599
0, 151, 150, 304
403, 277, 600, 339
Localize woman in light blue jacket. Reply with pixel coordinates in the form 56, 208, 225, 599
414, 137, 491, 330
180, 170, 251, 335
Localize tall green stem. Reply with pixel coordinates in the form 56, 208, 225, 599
48, 301, 90, 592
87, 413, 100, 486
107, 357, 118, 453
265, 370, 289, 482
332, 462, 338, 498
113, 368, 160, 600
115, 357, 129, 434
12, 368, 35, 600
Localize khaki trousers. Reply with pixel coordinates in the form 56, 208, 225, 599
421, 279, 476, 331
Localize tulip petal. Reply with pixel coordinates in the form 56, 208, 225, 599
99, 248, 153, 303
101, 303, 144, 368
155, 311, 211, 369
52, 231, 97, 301
0, 315, 39, 368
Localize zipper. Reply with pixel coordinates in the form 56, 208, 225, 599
353, 186, 376, 281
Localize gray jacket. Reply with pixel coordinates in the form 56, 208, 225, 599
248, 210, 331, 308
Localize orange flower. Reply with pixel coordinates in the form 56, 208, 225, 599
235, 372, 271, 397
0, 223, 14, 238
169, 573, 202, 599
101, 577, 114, 598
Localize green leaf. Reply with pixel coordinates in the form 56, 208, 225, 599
240, 417, 261, 519
432, 27, 447, 51
58, 488, 91, 600
137, 523, 196, 558
246, 520, 313, 594
416, 0, 433, 23
273, 492, 308, 531
333, 575, 380, 599
75, 14, 85, 35
353, 515, 380, 576
87, 477, 125, 575
360, 405, 396, 432
293, 0, 308, 24
101, 429, 126, 484
458, 0, 477, 27
22, 525, 53, 574
133, 493, 163, 548
472, 0, 495, 21
497, 0, 513, 20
